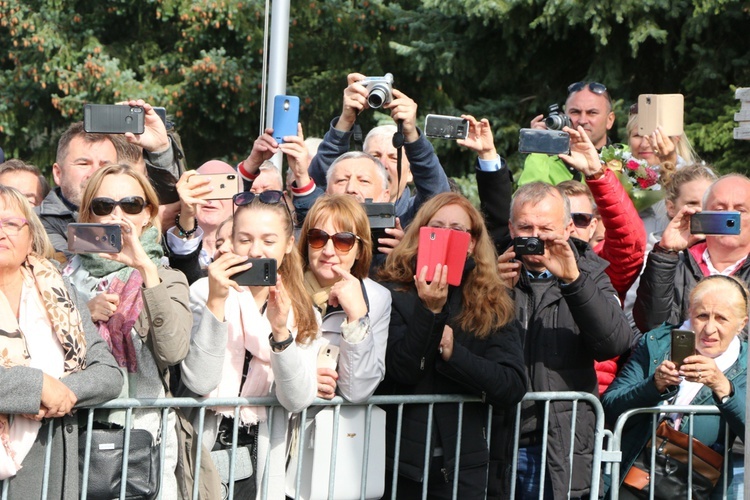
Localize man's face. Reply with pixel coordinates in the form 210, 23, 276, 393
509, 192, 573, 271
565, 89, 615, 149
52, 136, 117, 206
0, 171, 44, 207
703, 177, 750, 252
326, 158, 390, 203
567, 194, 598, 243
365, 135, 411, 202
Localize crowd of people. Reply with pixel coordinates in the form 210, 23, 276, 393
0, 76, 746, 500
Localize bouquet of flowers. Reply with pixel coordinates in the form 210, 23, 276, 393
600, 144, 663, 212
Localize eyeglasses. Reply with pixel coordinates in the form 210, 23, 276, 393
571, 213, 594, 228
91, 196, 148, 216
0, 217, 28, 236
427, 223, 471, 233
567, 81, 608, 96
307, 228, 361, 252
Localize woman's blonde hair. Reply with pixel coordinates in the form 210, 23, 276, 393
0, 185, 53, 258
233, 197, 318, 344
378, 192, 514, 338
78, 163, 162, 237
298, 194, 372, 280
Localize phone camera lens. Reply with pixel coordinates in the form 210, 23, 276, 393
430, 232, 436, 240
727, 220, 736, 227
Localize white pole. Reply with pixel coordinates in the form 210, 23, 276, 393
265, 0, 291, 170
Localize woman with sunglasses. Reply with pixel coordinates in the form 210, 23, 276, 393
63, 164, 192, 498
297, 194, 391, 402
180, 189, 320, 499
377, 192, 526, 499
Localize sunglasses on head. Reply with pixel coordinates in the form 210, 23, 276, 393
567, 81, 608, 96
307, 228, 361, 252
91, 196, 148, 216
571, 212, 594, 228
233, 190, 286, 207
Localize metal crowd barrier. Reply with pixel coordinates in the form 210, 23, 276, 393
1, 393, 743, 500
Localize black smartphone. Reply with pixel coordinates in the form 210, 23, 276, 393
518, 128, 570, 155
513, 236, 545, 256
362, 200, 396, 253
671, 329, 696, 370
230, 258, 277, 286
424, 114, 469, 140
83, 104, 145, 134
67, 223, 122, 254
690, 211, 741, 235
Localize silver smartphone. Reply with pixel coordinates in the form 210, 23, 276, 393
68, 223, 122, 254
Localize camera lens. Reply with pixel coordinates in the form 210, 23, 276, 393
728, 219, 736, 227
368, 88, 386, 108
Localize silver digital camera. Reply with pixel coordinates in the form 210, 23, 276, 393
359, 73, 394, 109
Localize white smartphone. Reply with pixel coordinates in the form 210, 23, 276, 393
317, 344, 340, 371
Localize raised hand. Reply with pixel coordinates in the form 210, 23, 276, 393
123, 99, 170, 153
415, 263, 449, 314
328, 265, 368, 323
457, 115, 497, 160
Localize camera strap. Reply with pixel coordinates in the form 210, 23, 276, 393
392, 120, 405, 201
352, 122, 364, 150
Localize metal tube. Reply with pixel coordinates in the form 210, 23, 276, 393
265, 0, 291, 169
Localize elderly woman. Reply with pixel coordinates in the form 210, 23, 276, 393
603, 275, 747, 498
0, 186, 123, 499
63, 164, 192, 498
377, 192, 527, 499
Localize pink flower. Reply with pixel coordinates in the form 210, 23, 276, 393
626, 159, 640, 171
637, 167, 658, 188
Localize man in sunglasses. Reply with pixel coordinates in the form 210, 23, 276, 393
518, 81, 616, 186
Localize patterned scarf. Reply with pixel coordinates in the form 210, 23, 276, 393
303, 269, 333, 317
0, 254, 87, 479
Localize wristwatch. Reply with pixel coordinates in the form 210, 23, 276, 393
269, 332, 294, 352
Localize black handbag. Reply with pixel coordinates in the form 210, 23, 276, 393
79, 426, 161, 500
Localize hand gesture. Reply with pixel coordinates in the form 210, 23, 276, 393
681, 354, 733, 398
653, 359, 681, 393
328, 265, 368, 323
415, 263, 449, 314
337, 73, 368, 131
38, 374, 77, 420
316, 368, 338, 399
497, 247, 521, 289
537, 234, 580, 283
267, 277, 292, 340
457, 115, 497, 160
123, 99, 170, 153
439, 325, 454, 361
659, 205, 702, 252
558, 125, 603, 177
645, 127, 678, 165
377, 218, 404, 255
278, 123, 310, 186
242, 128, 279, 175
88, 293, 120, 323
385, 89, 418, 142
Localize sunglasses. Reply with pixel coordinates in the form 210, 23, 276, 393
567, 81, 608, 96
572, 212, 594, 228
233, 189, 293, 219
91, 196, 148, 216
307, 228, 361, 252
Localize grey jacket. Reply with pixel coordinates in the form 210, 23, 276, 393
0, 283, 123, 500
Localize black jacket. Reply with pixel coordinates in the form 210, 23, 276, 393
493, 239, 633, 498
377, 261, 527, 494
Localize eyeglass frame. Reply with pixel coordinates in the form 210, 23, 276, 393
90, 196, 149, 216
232, 190, 293, 222
567, 81, 611, 105
0, 217, 28, 236
306, 228, 362, 252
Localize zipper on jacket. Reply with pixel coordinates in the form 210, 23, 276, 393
420, 357, 425, 370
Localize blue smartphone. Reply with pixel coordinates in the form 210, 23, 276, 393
272, 95, 300, 143
690, 211, 741, 235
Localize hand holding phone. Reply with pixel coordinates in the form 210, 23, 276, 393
690, 211, 741, 235
424, 115, 469, 140
317, 344, 340, 371
518, 128, 570, 155
671, 329, 696, 371
230, 258, 278, 286
416, 227, 471, 286
83, 104, 145, 134
637, 94, 684, 136
272, 95, 300, 143
187, 173, 239, 200
68, 224, 122, 254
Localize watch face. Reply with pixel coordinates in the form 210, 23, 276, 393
721, 395, 731, 404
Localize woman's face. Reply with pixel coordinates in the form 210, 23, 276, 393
689, 291, 748, 358
427, 204, 476, 254
665, 178, 713, 219
0, 199, 32, 271
628, 128, 660, 166
232, 207, 293, 265
307, 216, 360, 287
213, 221, 234, 261
91, 174, 152, 236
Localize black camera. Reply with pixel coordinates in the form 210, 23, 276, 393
544, 104, 571, 131
513, 236, 545, 256
359, 73, 394, 109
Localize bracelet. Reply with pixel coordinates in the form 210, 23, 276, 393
269, 332, 294, 352
174, 213, 197, 238
654, 242, 679, 255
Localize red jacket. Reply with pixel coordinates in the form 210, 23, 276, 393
588, 169, 646, 395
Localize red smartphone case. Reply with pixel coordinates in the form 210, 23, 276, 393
416, 227, 471, 286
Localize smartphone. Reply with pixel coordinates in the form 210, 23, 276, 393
272, 95, 300, 143
230, 258, 277, 286
637, 94, 684, 136
153, 106, 168, 126
67, 223, 122, 254
317, 344, 340, 371
188, 172, 239, 200
362, 200, 396, 253
518, 128, 570, 155
424, 114, 469, 140
83, 104, 145, 134
416, 226, 471, 286
690, 211, 741, 235
671, 329, 696, 371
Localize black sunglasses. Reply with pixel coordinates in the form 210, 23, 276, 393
91, 196, 148, 216
233, 190, 292, 218
307, 228, 361, 252
572, 212, 594, 228
567, 81, 608, 96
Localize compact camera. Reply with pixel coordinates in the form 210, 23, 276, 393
544, 104, 571, 131
513, 236, 545, 256
359, 73, 394, 109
